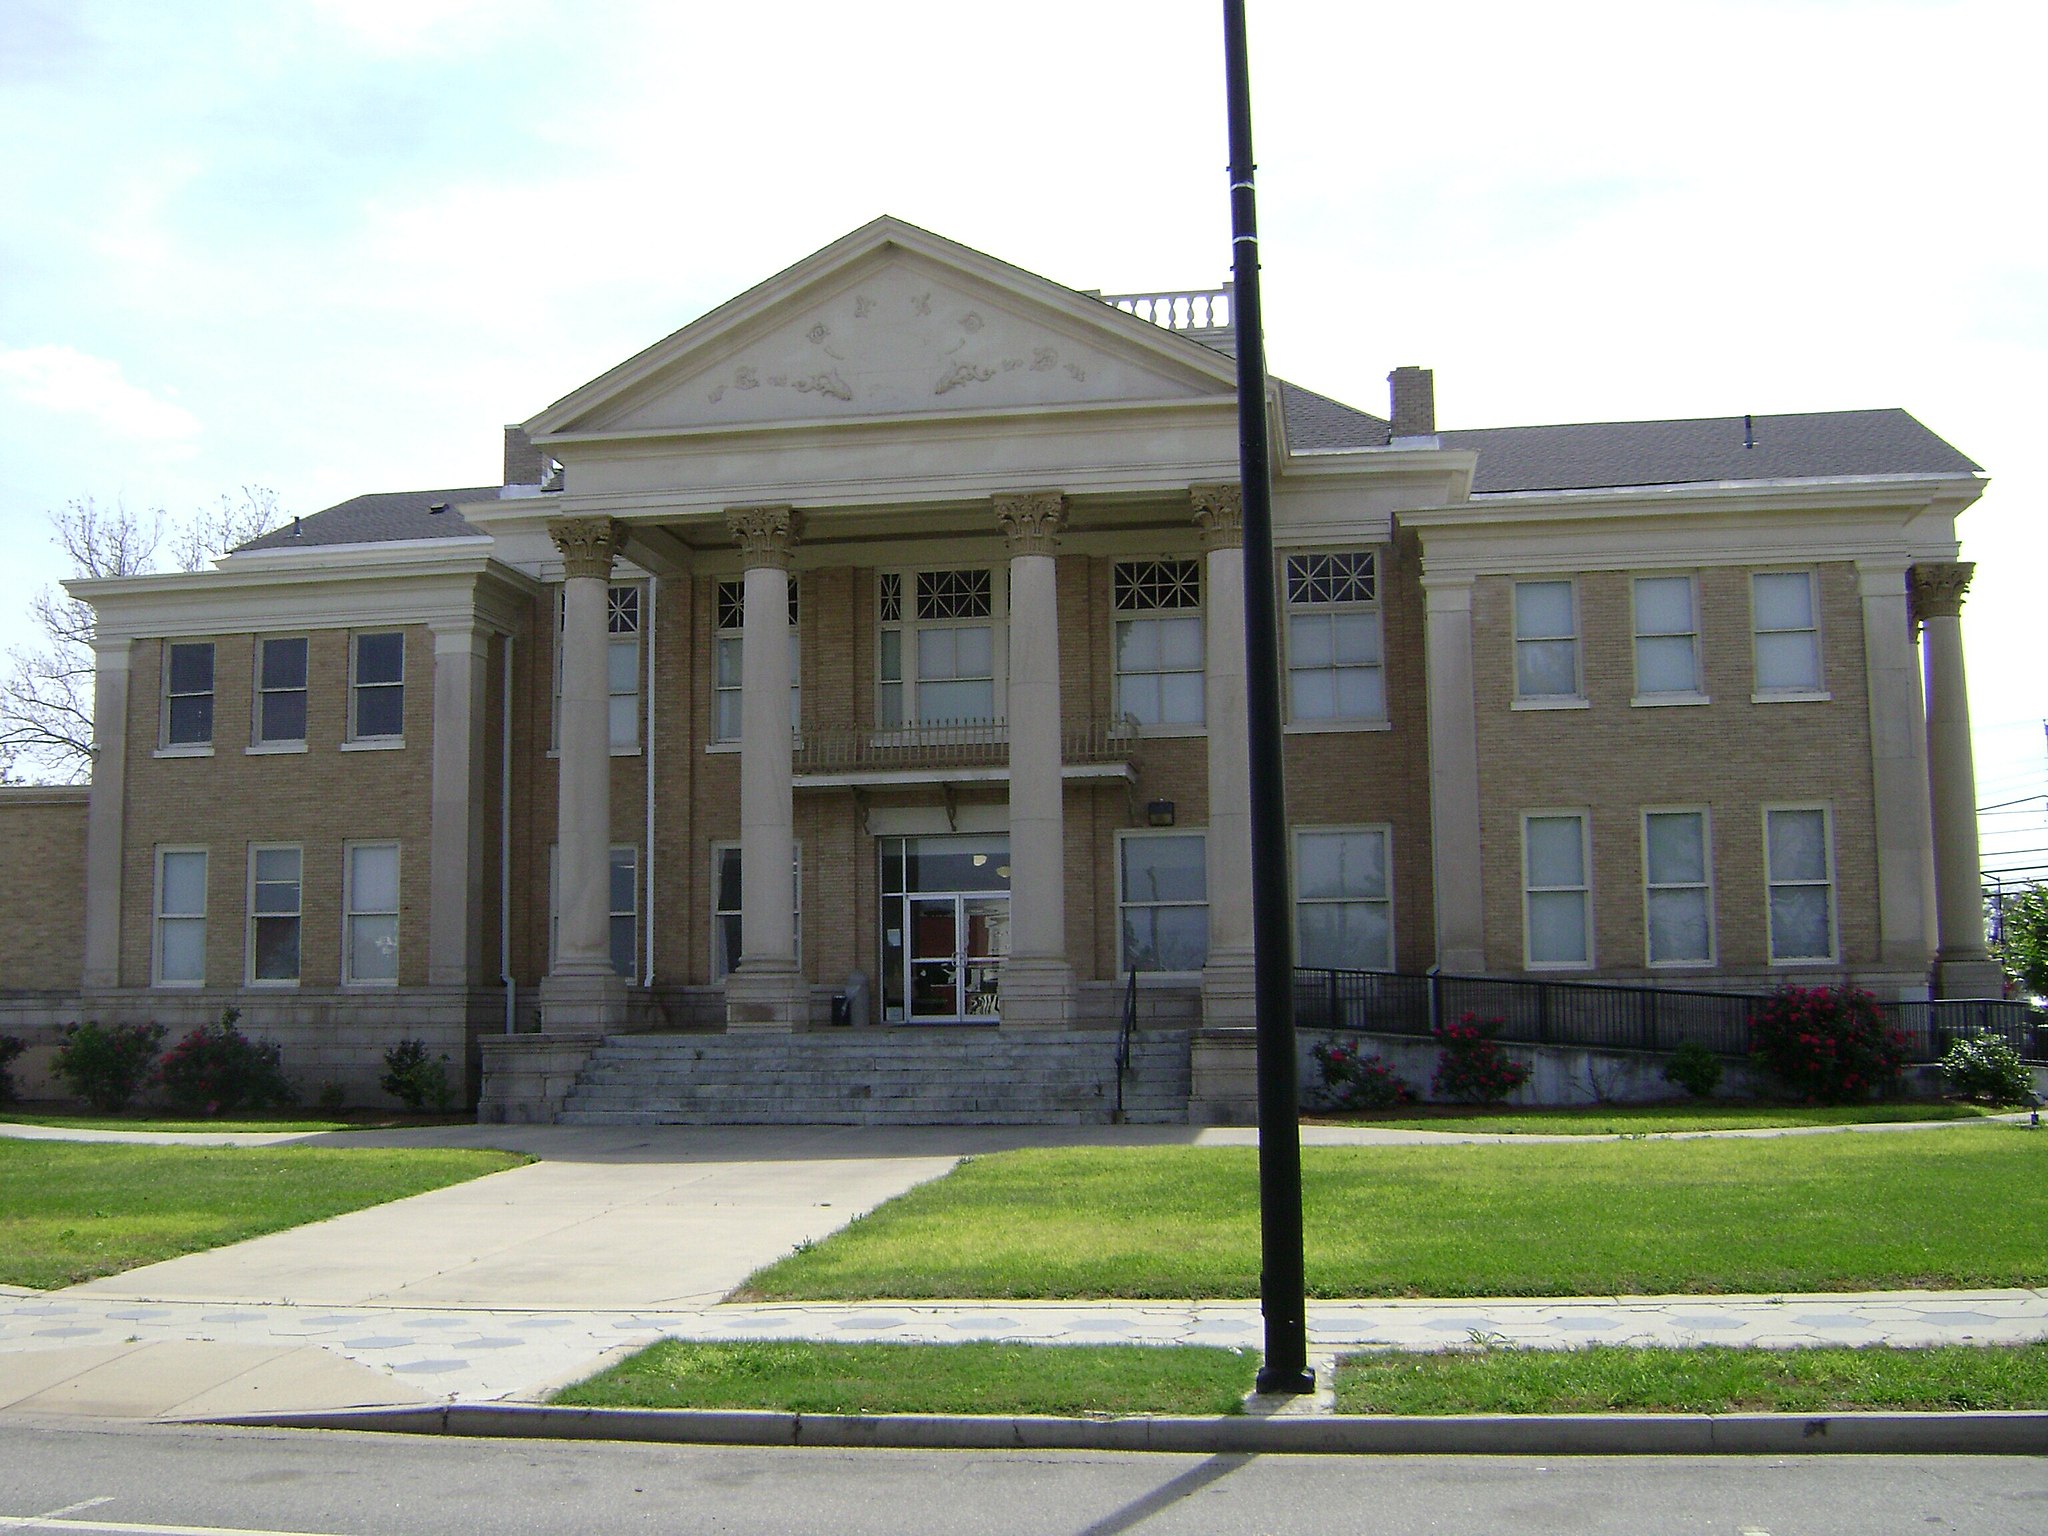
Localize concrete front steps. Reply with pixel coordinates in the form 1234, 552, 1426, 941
557, 1028, 1193, 1126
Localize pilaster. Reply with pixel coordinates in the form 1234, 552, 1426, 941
428, 621, 491, 986
1423, 571, 1485, 972
81, 637, 132, 990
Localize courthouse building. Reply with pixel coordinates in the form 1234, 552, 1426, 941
0, 218, 1999, 1120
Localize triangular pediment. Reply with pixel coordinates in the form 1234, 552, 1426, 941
528, 218, 1238, 438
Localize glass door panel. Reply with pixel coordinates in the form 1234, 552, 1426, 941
961, 896, 1009, 1017
907, 896, 960, 1019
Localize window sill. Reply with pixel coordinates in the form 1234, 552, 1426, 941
245, 978, 301, 989
1523, 961, 1595, 973
340, 738, 405, 752
1285, 718, 1392, 735
153, 744, 214, 759
1751, 690, 1832, 705
1511, 696, 1590, 712
1768, 955, 1839, 968
1629, 693, 1711, 709
341, 979, 400, 990
150, 979, 206, 989
246, 742, 308, 756
1647, 959, 1717, 971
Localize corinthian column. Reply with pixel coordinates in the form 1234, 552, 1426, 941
1912, 562, 2001, 997
726, 507, 807, 1031
542, 517, 628, 1032
995, 490, 1074, 1027
1193, 483, 1256, 1029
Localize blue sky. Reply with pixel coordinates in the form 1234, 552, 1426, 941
2, 0, 2042, 872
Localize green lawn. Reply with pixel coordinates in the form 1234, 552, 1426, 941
1316, 1102, 2004, 1135
745, 1127, 2048, 1301
1335, 1342, 2048, 1415
1, 1112, 466, 1133
552, 1341, 1256, 1417
0, 1140, 527, 1289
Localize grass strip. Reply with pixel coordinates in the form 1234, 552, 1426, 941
746, 1128, 2048, 1300
1, 1112, 466, 1133
0, 1140, 527, 1289
552, 1340, 1256, 1417
1334, 1342, 2048, 1415
1316, 1102, 2002, 1135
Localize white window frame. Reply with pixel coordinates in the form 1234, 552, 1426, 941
1641, 808, 1715, 969
152, 846, 208, 987
709, 841, 803, 980
548, 844, 641, 979
1115, 829, 1210, 977
1293, 825, 1394, 970
1751, 569, 1828, 701
711, 577, 801, 745
1511, 578, 1586, 708
159, 640, 215, 753
1283, 550, 1387, 730
1111, 558, 1205, 732
342, 841, 400, 986
553, 583, 646, 754
1521, 810, 1593, 970
346, 631, 406, 747
1764, 805, 1839, 965
251, 636, 309, 752
876, 566, 1006, 728
246, 843, 303, 987
1631, 573, 1707, 705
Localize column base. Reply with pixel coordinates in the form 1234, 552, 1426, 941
998, 957, 1075, 1028
538, 970, 628, 1034
725, 966, 810, 1032
1933, 956, 2007, 999
1188, 1027, 1259, 1125
1200, 950, 1257, 1031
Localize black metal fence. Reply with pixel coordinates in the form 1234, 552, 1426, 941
1294, 968, 2046, 1064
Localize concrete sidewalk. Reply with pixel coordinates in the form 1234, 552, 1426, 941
3, 1116, 2042, 1421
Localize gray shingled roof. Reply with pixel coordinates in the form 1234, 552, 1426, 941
233, 486, 497, 553
1278, 380, 1391, 449
1441, 409, 1980, 494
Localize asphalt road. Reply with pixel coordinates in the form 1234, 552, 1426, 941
2, 1419, 2044, 1535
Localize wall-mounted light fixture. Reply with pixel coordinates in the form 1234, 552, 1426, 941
1146, 798, 1177, 828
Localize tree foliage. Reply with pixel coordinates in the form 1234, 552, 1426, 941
0, 488, 281, 782
1994, 883, 2048, 1001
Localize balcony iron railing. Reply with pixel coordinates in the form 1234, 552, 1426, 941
791, 714, 1141, 777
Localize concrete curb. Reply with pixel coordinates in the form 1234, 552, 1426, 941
196, 1403, 2048, 1456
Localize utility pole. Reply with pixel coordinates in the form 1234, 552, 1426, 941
1222, 0, 1312, 1397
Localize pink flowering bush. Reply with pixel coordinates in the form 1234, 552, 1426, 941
1309, 1039, 1415, 1111
1430, 1013, 1531, 1104
1747, 984, 1905, 1103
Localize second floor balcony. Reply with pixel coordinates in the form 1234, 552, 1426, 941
792, 713, 1141, 787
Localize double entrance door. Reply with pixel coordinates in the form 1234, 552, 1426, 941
880, 834, 1011, 1024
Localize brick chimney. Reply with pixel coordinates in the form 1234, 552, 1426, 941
1388, 366, 1436, 443
503, 424, 547, 486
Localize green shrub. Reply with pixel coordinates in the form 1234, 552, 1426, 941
1662, 1040, 1723, 1099
1430, 1014, 1531, 1104
0, 1033, 24, 1105
153, 1009, 296, 1115
1939, 1034, 2038, 1107
1309, 1039, 1415, 1110
54, 1021, 167, 1112
1747, 984, 1905, 1103
380, 1039, 455, 1112
314, 1081, 347, 1115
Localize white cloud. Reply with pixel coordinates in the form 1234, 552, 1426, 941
0, 344, 200, 444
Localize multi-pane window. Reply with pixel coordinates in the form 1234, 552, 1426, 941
1522, 813, 1591, 968
1118, 832, 1208, 973
154, 848, 207, 985
1294, 827, 1393, 970
1633, 576, 1702, 697
1113, 559, 1203, 727
163, 642, 214, 747
1643, 811, 1712, 966
344, 842, 400, 984
255, 637, 308, 746
1284, 551, 1384, 723
713, 579, 800, 741
1753, 571, 1823, 694
1513, 580, 1581, 700
1765, 808, 1836, 962
350, 632, 405, 740
248, 845, 302, 984
878, 569, 999, 726
711, 844, 802, 979
554, 584, 647, 751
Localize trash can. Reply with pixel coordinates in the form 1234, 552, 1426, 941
830, 994, 851, 1027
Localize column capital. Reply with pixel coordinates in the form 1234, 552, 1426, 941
727, 506, 802, 570
1909, 561, 1975, 622
1189, 483, 1243, 549
993, 490, 1067, 556
549, 517, 624, 581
